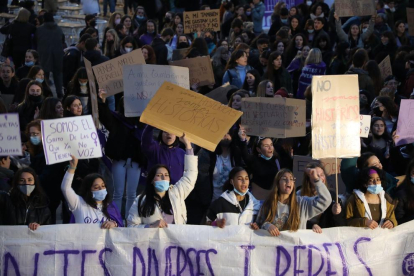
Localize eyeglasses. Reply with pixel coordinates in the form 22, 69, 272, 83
281, 177, 296, 183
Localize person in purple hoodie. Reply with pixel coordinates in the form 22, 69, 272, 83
296, 48, 326, 99
139, 20, 160, 46
141, 125, 185, 185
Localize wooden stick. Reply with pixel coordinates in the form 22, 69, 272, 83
335, 157, 338, 203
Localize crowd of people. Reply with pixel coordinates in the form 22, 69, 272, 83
0, 0, 414, 236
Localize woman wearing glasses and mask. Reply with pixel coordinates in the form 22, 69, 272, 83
256, 168, 331, 236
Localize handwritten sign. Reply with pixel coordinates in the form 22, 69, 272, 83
241, 97, 306, 138
335, 0, 375, 17
169, 56, 215, 86
395, 99, 414, 146
378, 55, 392, 80
84, 58, 99, 128
2, 222, 414, 275
140, 82, 242, 151
92, 49, 146, 96
293, 155, 345, 194
183, 9, 220, 34
311, 75, 360, 159
41, 115, 102, 165
172, 48, 188, 61
360, 115, 371, 138
123, 65, 190, 117
408, 8, 414, 36
0, 114, 22, 156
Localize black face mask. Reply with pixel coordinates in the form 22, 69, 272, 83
164, 17, 171, 23
205, 37, 213, 44
219, 139, 231, 148
29, 95, 43, 104
373, 106, 383, 117
360, 97, 368, 107
178, 42, 189, 49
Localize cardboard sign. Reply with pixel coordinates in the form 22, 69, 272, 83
205, 83, 236, 104
395, 99, 414, 146
378, 55, 392, 80
360, 115, 371, 138
335, 0, 375, 17
0, 114, 22, 156
311, 75, 360, 159
169, 56, 215, 86
123, 65, 190, 117
240, 97, 306, 138
172, 48, 188, 61
183, 9, 220, 34
84, 58, 99, 128
3, 222, 414, 275
408, 8, 414, 36
41, 115, 102, 165
92, 49, 146, 96
140, 82, 242, 151
292, 155, 345, 194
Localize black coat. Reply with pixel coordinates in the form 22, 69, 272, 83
0, 192, 51, 226
151, 37, 168, 65
395, 183, 414, 225
63, 46, 83, 87
82, 50, 109, 66
307, 191, 346, 229
98, 102, 146, 165
0, 21, 36, 54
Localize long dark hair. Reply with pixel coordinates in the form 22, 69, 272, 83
27, 65, 51, 91
242, 69, 261, 92
266, 51, 283, 89
79, 173, 112, 219
137, 164, 173, 217
67, 67, 88, 96
184, 37, 208, 58
63, 95, 81, 117
39, 97, 61, 119
225, 50, 246, 71
222, 167, 247, 192
10, 167, 48, 207
357, 166, 386, 193
404, 159, 414, 211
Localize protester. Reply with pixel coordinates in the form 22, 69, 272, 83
395, 159, 414, 224
223, 50, 252, 88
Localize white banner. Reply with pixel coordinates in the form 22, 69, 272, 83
41, 115, 102, 165
0, 113, 22, 156
1, 222, 413, 275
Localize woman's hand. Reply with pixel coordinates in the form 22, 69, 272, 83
68, 155, 78, 174
238, 127, 247, 141
381, 220, 394, 229
28, 222, 40, 231
365, 219, 378, 229
98, 89, 107, 103
149, 219, 168, 228
267, 224, 280, 237
312, 224, 323, 234
216, 218, 226, 228
306, 168, 320, 183
179, 133, 192, 150
101, 220, 117, 229
34, 106, 40, 119
332, 203, 341, 215
250, 222, 259, 230
334, 12, 339, 21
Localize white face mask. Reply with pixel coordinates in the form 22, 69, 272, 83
115, 18, 121, 25
125, 47, 133, 53
307, 1, 312, 6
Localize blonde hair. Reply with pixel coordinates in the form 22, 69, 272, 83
300, 162, 328, 197
256, 80, 272, 97
108, 12, 122, 29
379, 87, 395, 101
16, 8, 30, 23
104, 29, 119, 57
257, 169, 300, 231
304, 48, 323, 66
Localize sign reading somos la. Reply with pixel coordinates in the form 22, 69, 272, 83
311, 75, 360, 159
41, 115, 102, 165
1, 223, 414, 275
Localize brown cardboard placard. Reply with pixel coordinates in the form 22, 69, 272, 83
169, 56, 215, 86
378, 55, 392, 80
335, 0, 376, 17
183, 9, 220, 34
83, 57, 99, 128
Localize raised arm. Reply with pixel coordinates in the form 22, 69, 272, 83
141, 125, 159, 155
334, 13, 348, 43
61, 155, 81, 210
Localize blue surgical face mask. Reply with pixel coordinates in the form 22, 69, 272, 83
79, 81, 88, 86
35, 78, 44, 83
25, 61, 34, 67
281, 19, 288, 24
411, 176, 414, 184
154, 180, 170, 192
260, 154, 272, 161
367, 185, 383, 194
30, 136, 41, 145
234, 188, 248, 196
136, 15, 145, 20
92, 189, 107, 201
308, 29, 314, 34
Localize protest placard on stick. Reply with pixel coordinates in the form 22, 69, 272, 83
241, 97, 306, 138
408, 8, 414, 36
169, 56, 215, 86
123, 65, 190, 117
378, 55, 392, 80
335, 0, 375, 17
41, 115, 102, 165
395, 99, 414, 146
183, 9, 220, 34
84, 58, 100, 128
0, 114, 22, 156
92, 49, 145, 96
140, 82, 242, 151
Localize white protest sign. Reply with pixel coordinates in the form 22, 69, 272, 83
1, 222, 414, 275
41, 115, 102, 165
311, 75, 360, 159
123, 64, 190, 117
360, 115, 371, 138
0, 114, 22, 156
